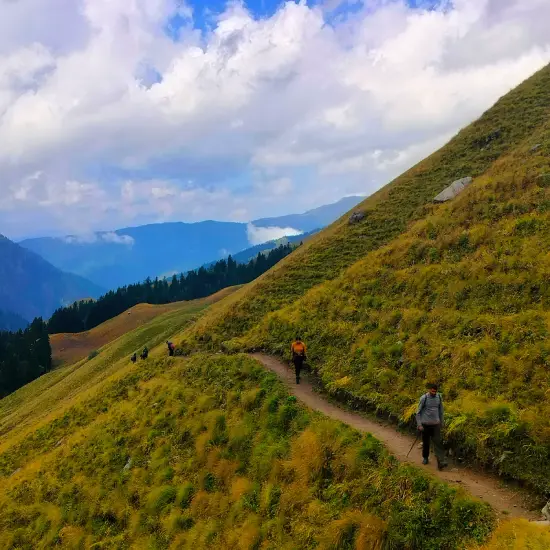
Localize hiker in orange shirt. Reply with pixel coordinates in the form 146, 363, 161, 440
290, 336, 307, 384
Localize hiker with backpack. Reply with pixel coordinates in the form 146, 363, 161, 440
140, 346, 149, 360
167, 341, 175, 357
290, 336, 307, 385
416, 383, 448, 470
131, 352, 137, 364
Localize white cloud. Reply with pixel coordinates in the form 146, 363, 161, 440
61, 231, 135, 245
101, 232, 135, 245
247, 223, 302, 245
62, 234, 99, 244
0, 0, 550, 239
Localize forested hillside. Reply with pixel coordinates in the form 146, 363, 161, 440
182, 64, 550, 493
0, 319, 51, 397
48, 243, 295, 334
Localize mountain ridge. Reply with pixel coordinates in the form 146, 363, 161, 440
19, 197, 363, 290
0, 234, 104, 323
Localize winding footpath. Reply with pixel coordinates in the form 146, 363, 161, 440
251, 353, 544, 521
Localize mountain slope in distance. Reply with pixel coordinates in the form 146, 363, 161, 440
0, 234, 104, 322
0, 309, 29, 332
19, 197, 363, 290
201, 230, 317, 269
20, 221, 250, 291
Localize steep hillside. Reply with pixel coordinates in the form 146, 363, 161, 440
183, 63, 550, 352
2, 301, 549, 548
179, 64, 550, 493
50, 288, 239, 366
0, 235, 104, 322
1, 262, 548, 548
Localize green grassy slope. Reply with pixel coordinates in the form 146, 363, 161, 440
0, 297, 495, 549
178, 64, 550, 493
0, 294, 230, 446
183, 63, 550, 351
0, 354, 494, 549
239, 133, 550, 493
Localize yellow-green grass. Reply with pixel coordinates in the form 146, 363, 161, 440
0, 288, 238, 447
221, 125, 550, 493
479, 520, 550, 550
51, 287, 240, 367
0, 354, 494, 549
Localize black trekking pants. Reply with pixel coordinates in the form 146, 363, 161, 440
293, 356, 304, 382
422, 424, 446, 464
169, 349, 174, 357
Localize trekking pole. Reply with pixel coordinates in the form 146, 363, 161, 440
406, 432, 420, 458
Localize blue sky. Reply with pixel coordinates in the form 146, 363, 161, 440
0, 0, 549, 240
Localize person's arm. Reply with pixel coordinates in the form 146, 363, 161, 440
439, 395, 444, 428
416, 395, 425, 430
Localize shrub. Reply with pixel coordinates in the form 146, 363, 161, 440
147, 486, 177, 513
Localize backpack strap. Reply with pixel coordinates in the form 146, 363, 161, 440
419, 393, 428, 412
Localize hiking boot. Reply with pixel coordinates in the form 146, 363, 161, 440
437, 460, 448, 471
422, 458, 429, 465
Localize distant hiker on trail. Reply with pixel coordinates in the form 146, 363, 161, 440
140, 346, 149, 360
416, 383, 448, 470
167, 341, 175, 357
131, 353, 137, 364
290, 337, 307, 385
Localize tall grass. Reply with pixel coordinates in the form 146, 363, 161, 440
0, 354, 494, 549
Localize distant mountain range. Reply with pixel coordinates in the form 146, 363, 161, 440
0, 235, 104, 328
19, 197, 363, 290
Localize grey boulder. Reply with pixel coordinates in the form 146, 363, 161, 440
348, 211, 366, 225
433, 177, 473, 203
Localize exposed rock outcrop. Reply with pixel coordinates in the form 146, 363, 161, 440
433, 177, 473, 203
348, 211, 366, 225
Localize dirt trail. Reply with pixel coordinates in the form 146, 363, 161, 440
251, 353, 542, 521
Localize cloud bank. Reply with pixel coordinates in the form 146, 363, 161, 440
247, 223, 302, 245
62, 232, 135, 245
1, 0, 550, 239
